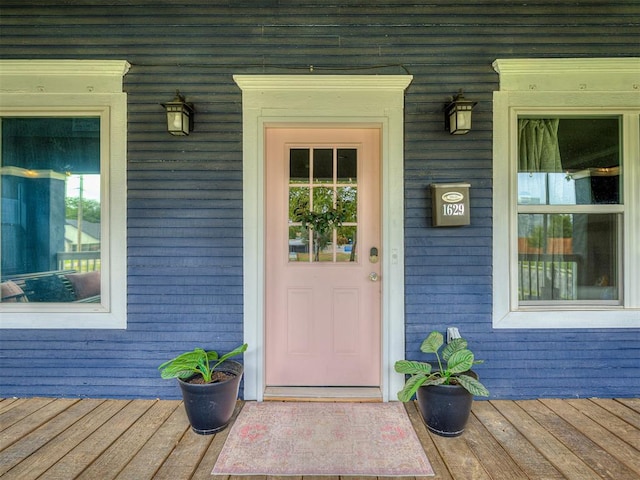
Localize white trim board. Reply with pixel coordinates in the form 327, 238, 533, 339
233, 75, 413, 401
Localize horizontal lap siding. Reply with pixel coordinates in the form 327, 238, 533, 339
0, 0, 639, 399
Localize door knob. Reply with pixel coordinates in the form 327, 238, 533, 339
369, 272, 379, 282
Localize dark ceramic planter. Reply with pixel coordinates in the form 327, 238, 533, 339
416, 372, 477, 437
178, 359, 243, 435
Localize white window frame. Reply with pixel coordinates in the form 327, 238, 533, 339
492, 58, 640, 329
0, 60, 129, 329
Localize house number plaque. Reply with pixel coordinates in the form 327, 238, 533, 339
431, 183, 471, 227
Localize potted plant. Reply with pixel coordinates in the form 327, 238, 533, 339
158, 343, 248, 435
394, 331, 489, 437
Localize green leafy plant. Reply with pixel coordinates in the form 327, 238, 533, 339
158, 343, 248, 383
394, 331, 489, 401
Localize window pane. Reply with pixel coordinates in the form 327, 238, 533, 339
289, 148, 309, 183
314, 229, 335, 263
313, 149, 333, 183
337, 148, 357, 184
337, 187, 357, 223
289, 187, 309, 223
518, 117, 620, 205
288, 225, 308, 262
1, 117, 101, 303
337, 226, 357, 262
518, 213, 619, 302
313, 186, 334, 213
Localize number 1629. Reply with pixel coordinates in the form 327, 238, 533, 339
443, 203, 465, 216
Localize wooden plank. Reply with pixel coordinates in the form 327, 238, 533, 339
498, 400, 601, 480
567, 399, 640, 450
75, 400, 181, 480
472, 400, 564, 479
0, 398, 105, 476
1, 397, 638, 480
0, 398, 23, 415
419, 402, 491, 480
195, 401, 244, 480
0, 398, 79, 451
404, 401, 453, 480
592, 398, 640, 430
519, 399, 638, 480
617, 398, 640, 414
152, 427, 214, 479
463, 410, 529, 480
541, 398, 640, 476
114, 401, 191, 480
1, 399, 125, 480
428, 433, 490, 480
41, 399, 156, 479
0, 397, 55, 432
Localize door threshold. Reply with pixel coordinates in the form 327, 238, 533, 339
263, 386, 382, 402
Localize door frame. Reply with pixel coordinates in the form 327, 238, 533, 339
234, 75, 413, 401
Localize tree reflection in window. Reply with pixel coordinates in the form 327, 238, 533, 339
288, 147, 357, 263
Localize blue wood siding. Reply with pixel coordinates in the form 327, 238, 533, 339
1, 1, 639, 399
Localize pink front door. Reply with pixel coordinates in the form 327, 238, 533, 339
265, 127, 381, 387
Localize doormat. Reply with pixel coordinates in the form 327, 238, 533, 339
212, 401, 434, 477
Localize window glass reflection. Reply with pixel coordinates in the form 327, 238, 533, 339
517, 118, 620, 205
337, 226, 357, 262
1, 117, 101, 303
287, 145, 358, 264
518, 213, 619, 302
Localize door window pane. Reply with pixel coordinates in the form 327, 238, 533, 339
337, 187, 357, 223
337, 148, 357, 183
312, 186, 334, 213
288, 187, 309, 223
313, 149, 333, 183
288, 225, 308, 262
1, 117, 101, 303
337, 226, 357, 263
289, 149, 309, 183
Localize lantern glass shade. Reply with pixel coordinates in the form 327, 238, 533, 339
162, 93, 194, 136
445, 93, 477, 135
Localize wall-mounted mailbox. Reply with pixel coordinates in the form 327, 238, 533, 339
431, 183, 471, 227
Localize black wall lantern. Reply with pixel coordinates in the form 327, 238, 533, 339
444, 90, 477, 135
162, 90, 194, 136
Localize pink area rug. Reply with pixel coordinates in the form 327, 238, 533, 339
212, 401, 434, 476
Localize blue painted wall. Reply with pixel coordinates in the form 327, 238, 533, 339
1, 1, 639, 400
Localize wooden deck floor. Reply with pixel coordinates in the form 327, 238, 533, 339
0, 397, 638, 479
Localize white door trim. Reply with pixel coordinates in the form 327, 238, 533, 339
233, 75, 413, 401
